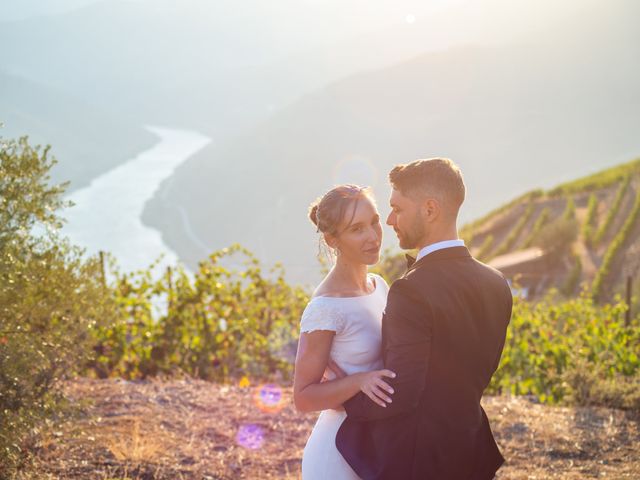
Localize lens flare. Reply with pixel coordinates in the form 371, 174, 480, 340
236, 424, 264, 450
253, 383, 285, 413
332, 154, 378, 188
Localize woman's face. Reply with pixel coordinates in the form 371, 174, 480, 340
329, 196, 383, 265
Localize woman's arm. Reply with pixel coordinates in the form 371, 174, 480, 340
293, 330, 396, 413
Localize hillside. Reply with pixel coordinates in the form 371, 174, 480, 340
0, 69, 156, 191
462, 159, 640, 301
14, 378, 640, 479
141, 0, 640, 285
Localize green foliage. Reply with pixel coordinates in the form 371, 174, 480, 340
0, 135, 114, 474
593, 176, 631, 246
548, 157, 640, 197
491, 203, 536, 258
488, 293, 640, 408
592, 188, 640, 301
92, 245, 309, 382
3, 130, 640, 476
564, 358, 640, 409
522, 207, 550, 248
582, 193, 598, 246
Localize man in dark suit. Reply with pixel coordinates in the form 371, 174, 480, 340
335, 158, 513, 479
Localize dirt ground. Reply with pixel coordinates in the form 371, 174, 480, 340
13, 377, 640, 479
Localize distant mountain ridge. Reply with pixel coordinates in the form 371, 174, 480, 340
0, 69, 156, 191
141, 0, 640, 285
1, 0, 624, 197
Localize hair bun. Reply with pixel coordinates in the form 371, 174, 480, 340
308, 203, 319, 227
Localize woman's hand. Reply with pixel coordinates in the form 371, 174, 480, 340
357, 369, 396, 407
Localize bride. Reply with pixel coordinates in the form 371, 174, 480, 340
293, 184, 396, 480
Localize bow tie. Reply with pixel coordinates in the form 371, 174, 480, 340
405, 254, 416, 268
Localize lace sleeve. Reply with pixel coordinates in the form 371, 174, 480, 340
299, 300, 343, 334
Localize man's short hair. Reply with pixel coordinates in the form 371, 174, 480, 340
389, 158, 466, 215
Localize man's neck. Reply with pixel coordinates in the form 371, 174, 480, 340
416, 237, 460, 251
416, 226, 460, 252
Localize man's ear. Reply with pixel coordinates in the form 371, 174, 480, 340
421, 198, 440, 222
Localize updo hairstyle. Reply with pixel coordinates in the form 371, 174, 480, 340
308, 184, 373, 258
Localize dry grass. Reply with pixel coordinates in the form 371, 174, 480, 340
10, 378, 640, 479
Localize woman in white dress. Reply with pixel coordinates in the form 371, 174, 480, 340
293, 185, 396, 480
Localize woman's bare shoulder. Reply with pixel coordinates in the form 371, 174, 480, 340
311, 274, 341, 298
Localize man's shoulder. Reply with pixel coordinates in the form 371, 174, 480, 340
469, 257, 513, 296
401, 254, 510, 293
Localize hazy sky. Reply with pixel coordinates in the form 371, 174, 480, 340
2, 0, 601, 52
0, 0, 101, 21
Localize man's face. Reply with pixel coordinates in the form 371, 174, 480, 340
386, 188, 425, 250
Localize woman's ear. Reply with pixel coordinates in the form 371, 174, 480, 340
324, 232, 338, 249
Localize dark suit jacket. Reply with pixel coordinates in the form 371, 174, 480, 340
336, 246, 512, 480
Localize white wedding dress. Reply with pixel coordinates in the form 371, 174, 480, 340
300, 273, 389, 480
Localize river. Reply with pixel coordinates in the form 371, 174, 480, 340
62, 126, 211, 274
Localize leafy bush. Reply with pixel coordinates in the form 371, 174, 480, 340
0, 136, 114, 474
489, 292, 640, 408
91, 245, 309, 382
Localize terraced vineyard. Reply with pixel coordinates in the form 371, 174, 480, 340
459, 158, 640, 301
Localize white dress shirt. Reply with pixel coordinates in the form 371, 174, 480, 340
415, 239, 466, 262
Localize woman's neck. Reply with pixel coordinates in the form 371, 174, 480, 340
331, 258, 370, 293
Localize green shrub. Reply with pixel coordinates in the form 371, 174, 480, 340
0, 135, 114, 474
91, 245, 309, 382
489, 292, 640, 408
564, 358, 640, 410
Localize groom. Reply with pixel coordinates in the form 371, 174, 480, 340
335, 158, 513, 479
